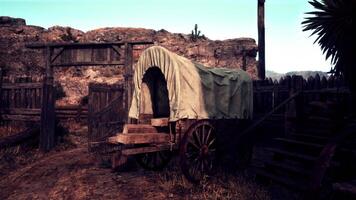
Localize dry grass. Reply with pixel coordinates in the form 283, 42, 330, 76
156, 160, 271, 200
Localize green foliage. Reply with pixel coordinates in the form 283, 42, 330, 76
190, 24, 205, 42
302, 0, 353, 89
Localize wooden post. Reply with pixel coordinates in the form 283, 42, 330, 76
258, 0, 266, 80
0, 68, 3, 119
284, 75, 304, 136
40, 46, 56, 151
124, 43, 134, 123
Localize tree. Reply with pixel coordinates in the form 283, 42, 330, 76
302, 0, 353, 91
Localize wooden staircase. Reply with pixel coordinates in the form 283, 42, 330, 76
107, 118, 172, 169
251, 100, 348, 192
108, 118, 170, 145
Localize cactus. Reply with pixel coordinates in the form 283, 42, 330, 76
191, 24, 202, 42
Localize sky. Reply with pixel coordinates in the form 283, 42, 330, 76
0, 0, 332, 73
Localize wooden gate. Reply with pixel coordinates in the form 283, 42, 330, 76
88, 83, 126, 157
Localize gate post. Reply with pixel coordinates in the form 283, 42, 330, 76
257, 0, 266, 80
124, 43, 134, 123
0, 68, 3, 119
40, 46, 56, 151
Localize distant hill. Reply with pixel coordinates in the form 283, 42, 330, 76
266, 70, 329, 80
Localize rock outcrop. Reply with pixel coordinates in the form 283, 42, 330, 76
0, 16, 258, 105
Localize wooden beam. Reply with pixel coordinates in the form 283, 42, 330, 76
108, 133, 170, 145
40, 46, 56, 152
258, 0, 266, 80
121, 145, 171, 156
26, 41, 154, 49
111, 45, 121, 57
51, 61, 124, 67
0, 68, 3, 118
50, 47, 65, 63
1, 82, 42, 89
1, 114, 41, 121
124, 43, 134, 122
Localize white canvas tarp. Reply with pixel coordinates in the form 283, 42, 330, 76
129, 46, 253, 121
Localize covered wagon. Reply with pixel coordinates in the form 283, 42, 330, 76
108, 46, 253, 182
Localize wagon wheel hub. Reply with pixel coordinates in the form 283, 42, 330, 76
199, 145, 209, 157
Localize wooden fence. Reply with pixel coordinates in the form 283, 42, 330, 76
88, 83, 126, 156
253, 74, 349, 115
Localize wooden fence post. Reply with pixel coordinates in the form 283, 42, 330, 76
40, 46, 56, 152
0, 68, 3, 120
124, 43, 134, 123
284, 75, 304, 136
257, 0, 266, 80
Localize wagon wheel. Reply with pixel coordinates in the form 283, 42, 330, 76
135, 148, 172, 171
180, 120, 217, 183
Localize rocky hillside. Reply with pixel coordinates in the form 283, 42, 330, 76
0, 16, 258, 105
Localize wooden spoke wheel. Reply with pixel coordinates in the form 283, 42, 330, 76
136, 149, 172, 171
180, 120, 217, 183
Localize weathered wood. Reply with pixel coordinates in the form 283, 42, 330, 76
52, 61, 124, 67
123, 124, 158, 134
257, 0, 265, 80
40, 46, 56, 152
26, 41, 154, 48
88, 82, 126, 153
0, 126, 40, 149
108, 133, 170, 144
1, 114, 41, 121
121, 145, 171, 156
1, 82, 42, 89
151, 118, 169, 127
0, 68, 3, 118
124, 43, 134, 122
1, 108, 41, 115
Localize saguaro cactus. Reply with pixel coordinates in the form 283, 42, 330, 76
191, 24, 202, 42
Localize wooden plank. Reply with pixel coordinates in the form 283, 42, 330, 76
2, 114, 41, 121
26, 41, 154, 48
121, 145, 171, 156
51, 61, 124, 67
1, 108, 41, 115
108, 133, 170, 144
1, 82, 43, 89
123, 124, 158, 134
151, 118, 169, 127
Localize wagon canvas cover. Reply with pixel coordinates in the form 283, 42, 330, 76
129, 46, 253, 121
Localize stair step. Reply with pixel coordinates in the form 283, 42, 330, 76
265, 147, 317, 162
123, 124, 159, 134
253, 168, 308, 191
274, 138, 324, 148
151, 118, 169, 127
255, 158, 312, 176
108, 133, 170, 144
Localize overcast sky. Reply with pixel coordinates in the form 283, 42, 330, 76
0, 0, 332, 73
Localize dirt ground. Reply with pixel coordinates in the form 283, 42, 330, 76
0, 125, 276, 200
